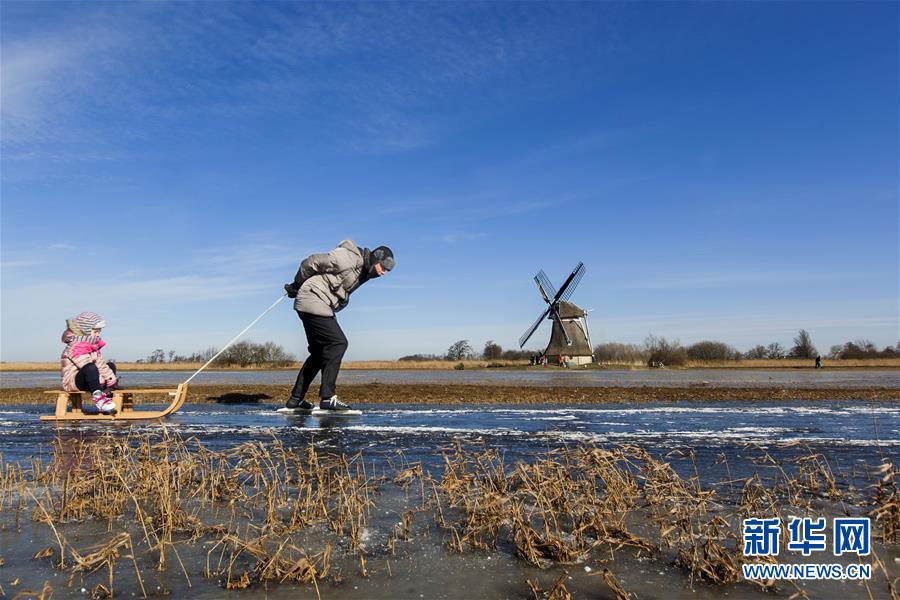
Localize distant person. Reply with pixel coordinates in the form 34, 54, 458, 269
283, 240, 395, 412
815, 356, 822, 369
60, 311, 119, 414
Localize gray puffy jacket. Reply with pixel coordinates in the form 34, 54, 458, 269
292, 240, 365, 316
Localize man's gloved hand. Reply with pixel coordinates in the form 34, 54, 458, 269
284, 283, 299, 298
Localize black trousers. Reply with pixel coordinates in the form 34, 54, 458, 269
290, 312, 348, 400
75, 362, 118, 393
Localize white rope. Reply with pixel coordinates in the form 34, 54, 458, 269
183, 294, 287, 385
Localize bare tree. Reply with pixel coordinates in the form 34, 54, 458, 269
227, 341, 256, 367
834, 340, 897, 359
644, 334, 688, 366
686, 340, 740, 361
854, 339, 877, 353
766, 343, 786, 359
789, 329, 818, 359
261, 341, 295, 366
744, 345, 768, 360
446, 340, 474, 361
482, 340, 503, 360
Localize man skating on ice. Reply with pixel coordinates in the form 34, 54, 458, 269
283, 240, 395, 411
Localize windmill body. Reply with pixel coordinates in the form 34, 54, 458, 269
519, 262, 594, 366
543, 301, 593, 364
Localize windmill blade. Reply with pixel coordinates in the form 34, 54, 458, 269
560, 264, 585, 302
519, 306, 551, 348
554, 262, 585, 302
533, 275, 552, 304
550, 306, 572, 345
534, 270, 557, 303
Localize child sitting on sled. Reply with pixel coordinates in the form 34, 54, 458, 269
60, 311, 119, 413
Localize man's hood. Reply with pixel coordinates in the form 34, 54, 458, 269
338, 239, 361, 257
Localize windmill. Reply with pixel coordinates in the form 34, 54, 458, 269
518, 262, 594, 365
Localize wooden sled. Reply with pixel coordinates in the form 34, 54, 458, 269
40, 384, 188, 421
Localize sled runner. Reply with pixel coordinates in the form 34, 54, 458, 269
40, 384, 188, 421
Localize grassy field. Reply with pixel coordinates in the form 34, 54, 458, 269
3, 357, 899, 371
589, 358, 900, 369
689, 357, 900, 368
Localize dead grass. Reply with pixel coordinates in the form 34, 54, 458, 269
688, 358, 900, 369
1, 433, 897, 597
2, 431, 380, 596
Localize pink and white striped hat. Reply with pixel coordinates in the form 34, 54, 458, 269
71, 311, 106, 334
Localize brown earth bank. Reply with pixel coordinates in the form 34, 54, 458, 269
0, 383, 897, 406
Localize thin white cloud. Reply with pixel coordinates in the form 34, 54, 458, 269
1, 14, 128, 147
0, 273, 278, 361
384, 192, 553, 225
351, 304, 418, 312
468, 122, 662, 183
607, 267, 874, 290
2, 40, 73, 124
463, 199, 553, 221
192, 243, 298, 273
435, 232, 486, 244
0, 259, 42, 269
4, 275, 269, 307
2, 3, 611, 159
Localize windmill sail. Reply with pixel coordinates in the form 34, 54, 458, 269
519, 262, 590, 354
549, 305, 571, 345
518, 305, 551, 348
560, 265, 585, 302
554, 262, 584, 302
534, 270, 556, 302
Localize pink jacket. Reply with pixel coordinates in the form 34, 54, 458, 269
60, 329, 117, 392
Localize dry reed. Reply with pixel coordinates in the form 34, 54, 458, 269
0, 432, 896, 597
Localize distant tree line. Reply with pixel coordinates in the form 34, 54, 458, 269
138, 333, 898, 368
413, 330, 899, 367
596, 329, 900, 367
136, 341, 295, 367
828, 340, 899, 359
399, 339, 537, 362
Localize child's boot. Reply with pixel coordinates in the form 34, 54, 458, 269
91, 390, 117, 414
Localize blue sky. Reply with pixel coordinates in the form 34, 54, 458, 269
1, 1, 897, 362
